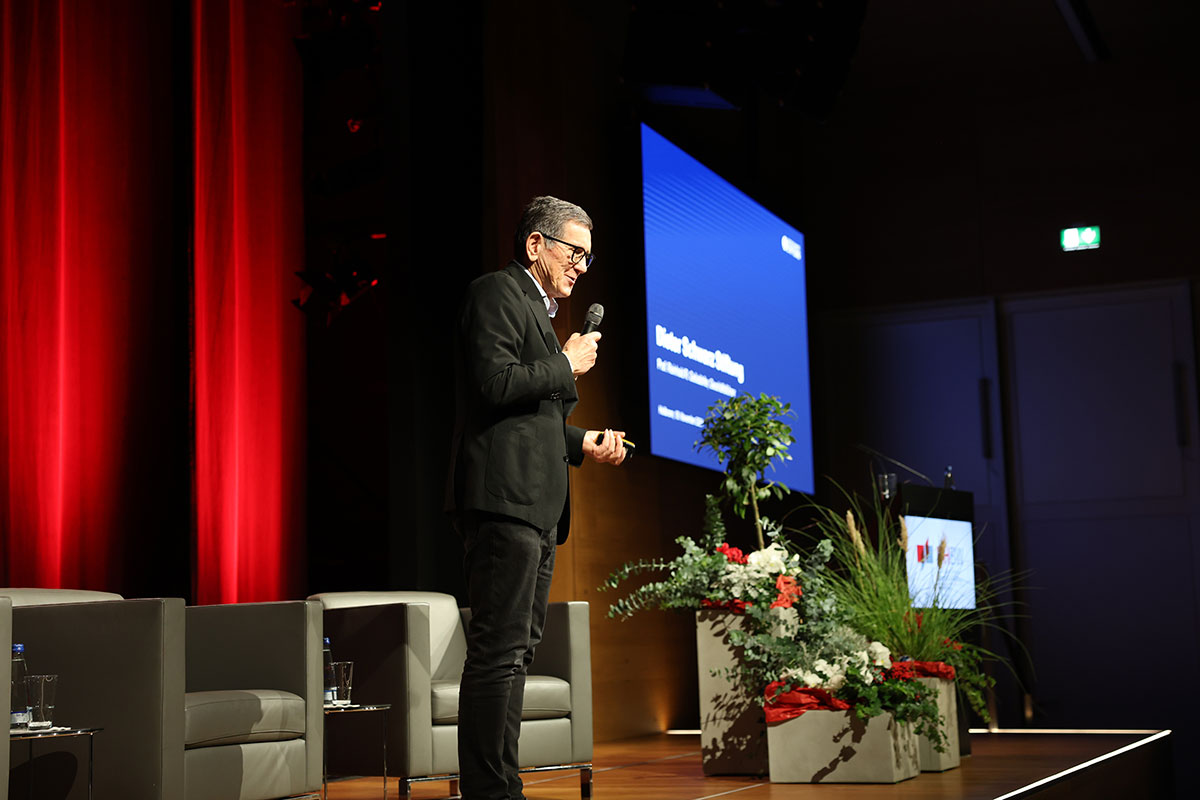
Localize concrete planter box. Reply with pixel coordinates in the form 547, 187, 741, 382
695, 611, 768, 775
767, 709, 919, 783
917, 676, 960, 771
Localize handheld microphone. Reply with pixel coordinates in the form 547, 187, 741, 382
582, 303, 604, 334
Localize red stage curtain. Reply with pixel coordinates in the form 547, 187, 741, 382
0, 0, 174, 589
1, 0, 304, 602
192, 0, 305, 604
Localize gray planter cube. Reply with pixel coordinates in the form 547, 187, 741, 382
695, 611, 768, 775
916, 676, 960, 771
767, 709, 919, 783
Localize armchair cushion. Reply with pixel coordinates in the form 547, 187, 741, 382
184, 689, 306, 749
0, 588, 124, 605
431, 675, 571, 724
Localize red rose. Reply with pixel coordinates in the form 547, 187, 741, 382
716, 543, 748, 565
775, 574, 802, 596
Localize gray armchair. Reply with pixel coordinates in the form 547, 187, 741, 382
4, 590, 184, 800
310, 591, 593, 800
1, 589, 322, 800
183, 601, 323, 800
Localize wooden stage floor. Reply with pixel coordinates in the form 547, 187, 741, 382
324, 729, 1174, 799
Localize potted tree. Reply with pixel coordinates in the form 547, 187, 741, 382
696, 393, 795, 551
602, 392, 796, 773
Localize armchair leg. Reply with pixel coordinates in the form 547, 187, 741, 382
449, 777, 461, 798
580, 766, 593, 799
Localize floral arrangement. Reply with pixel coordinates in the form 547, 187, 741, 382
599, 393, 981, 751
601, 495, 947, 749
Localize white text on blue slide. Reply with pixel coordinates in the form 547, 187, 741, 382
654, 324, 746, 384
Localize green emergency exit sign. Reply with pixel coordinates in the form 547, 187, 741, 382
1061, 226, 1100, 251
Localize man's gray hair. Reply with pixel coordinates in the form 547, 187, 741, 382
513, 196, 593, 261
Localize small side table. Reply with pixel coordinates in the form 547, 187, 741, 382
10, 726, 101, 800
323, 704, 391, 799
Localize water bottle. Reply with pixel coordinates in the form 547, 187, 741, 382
322, 637, 336, 705
11, 643, 30, 728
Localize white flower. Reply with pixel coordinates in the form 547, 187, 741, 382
867, 641, 892, 669
812, 658, 847, 691
782, 667, 822, 688
781, 665, 819, 687
746, 543, 789, 576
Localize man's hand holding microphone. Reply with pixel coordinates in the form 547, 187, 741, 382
561, 303, 634, 465
562, 302, 604, 377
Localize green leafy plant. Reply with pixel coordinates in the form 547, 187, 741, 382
599, 495, 729, 620
836, 661, 947, 747
696, 393, 795, 550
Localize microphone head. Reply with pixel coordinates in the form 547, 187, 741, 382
582, 303, 604, 333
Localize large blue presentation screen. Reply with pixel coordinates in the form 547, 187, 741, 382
642, 123, 814, 493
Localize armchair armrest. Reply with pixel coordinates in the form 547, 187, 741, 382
12, 597, 186, 800
529, 601, 593, 762
322, 600, 435, 777
185, 600, 323, 789
0, 596, 11, 800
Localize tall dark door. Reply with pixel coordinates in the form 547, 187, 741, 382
1001, 283, 1199, 784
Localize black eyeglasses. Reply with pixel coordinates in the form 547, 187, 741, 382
540, 232, 594, 267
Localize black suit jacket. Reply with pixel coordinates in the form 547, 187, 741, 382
446, 261, 585, 543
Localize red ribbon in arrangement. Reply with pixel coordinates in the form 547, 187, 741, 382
700, 598, 752, 614
910, 661, 956, 681
763, 682, 852, 724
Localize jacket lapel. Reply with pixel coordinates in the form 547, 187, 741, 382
503, 261, 560, 355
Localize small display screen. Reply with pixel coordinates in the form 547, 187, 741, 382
903, 515, 977, 609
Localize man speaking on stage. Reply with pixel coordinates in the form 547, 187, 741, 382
446, 195, 627, 800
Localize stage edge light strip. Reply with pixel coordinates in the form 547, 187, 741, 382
694, 784, 767, 800
969, 728, 1162, 735
991, 729, 1171, 800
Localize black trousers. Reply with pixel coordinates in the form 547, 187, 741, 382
456, 511, 557, 800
